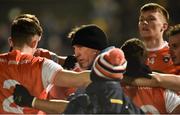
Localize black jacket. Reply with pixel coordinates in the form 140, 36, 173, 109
64, 81, 144, 114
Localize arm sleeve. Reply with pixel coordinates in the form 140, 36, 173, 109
42, 59, 63, 88
165, 89, 180, 113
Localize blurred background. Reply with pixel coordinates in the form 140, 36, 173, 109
0, 0, 179, 55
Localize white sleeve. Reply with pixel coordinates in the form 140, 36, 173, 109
165, 89, 180, 113
42, 59, 63, 88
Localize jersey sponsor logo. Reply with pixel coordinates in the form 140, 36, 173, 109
8, 60, 30, 65
124, 86, 152, 90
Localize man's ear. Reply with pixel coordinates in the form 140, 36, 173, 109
30, 39, 38, 48
162, 23, 168, 31
8, 37, 14, 47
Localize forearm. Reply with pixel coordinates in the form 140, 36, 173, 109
122, 76, 159, 87
33, 98, 69, 113
156, 74, 180, 91
54, 70, 91, 88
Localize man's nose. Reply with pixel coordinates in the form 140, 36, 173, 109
142, 20, 148, 25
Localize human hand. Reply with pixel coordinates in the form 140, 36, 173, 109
63, 55, 77, 70
13, 84, 35, 107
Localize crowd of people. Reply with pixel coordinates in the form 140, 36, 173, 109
0, 2, 180, 114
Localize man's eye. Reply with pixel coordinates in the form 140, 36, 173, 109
139, 19, 143, 21
147, 18, 156, 21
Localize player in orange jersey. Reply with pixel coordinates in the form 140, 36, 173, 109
0, 16, 90, 114
121, 38, 180, 114
138, 3, 175, 73
126, 24, 180, 92
11, 14, 77, 101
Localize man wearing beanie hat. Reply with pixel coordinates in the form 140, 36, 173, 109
48, 24, 110, 102
39, 24, 109, 102
64, 48, 144, 114
69, 24, 109, 70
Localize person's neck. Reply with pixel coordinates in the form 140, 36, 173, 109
143, 37, 165, 51
12, 45, 34, 55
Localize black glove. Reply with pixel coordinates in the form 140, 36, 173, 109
63, 55, 77, 70
13, 84, 34, 107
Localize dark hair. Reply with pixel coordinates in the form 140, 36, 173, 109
166, 24, 180, 37
121, 38, 152, 78
11, 18, 43, 47
121, 38, 146, 62
140, 3, 169, 22
68, 24, 108, 50
14, 14, 40, 25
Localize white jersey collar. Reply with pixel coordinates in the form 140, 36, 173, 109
146, 41, 168, 51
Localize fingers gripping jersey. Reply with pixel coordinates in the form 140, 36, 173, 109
0, 50, 61, 114
34, 48, 59, 63
146, 42, 175, 73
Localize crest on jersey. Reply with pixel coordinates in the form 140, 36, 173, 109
148, 57, 155, 64
147, 54, 157, 65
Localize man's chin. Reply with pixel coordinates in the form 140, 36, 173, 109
140, 35, 153, 40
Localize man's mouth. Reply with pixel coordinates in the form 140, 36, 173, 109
142, 28, 149, 31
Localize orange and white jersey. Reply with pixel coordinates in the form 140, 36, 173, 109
146, 41, 175, 73
34, 48, 77, 100
0, 50, 62, 114
122, 84, 180, 114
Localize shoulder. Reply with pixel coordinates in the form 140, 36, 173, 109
34, 48, 51, 59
